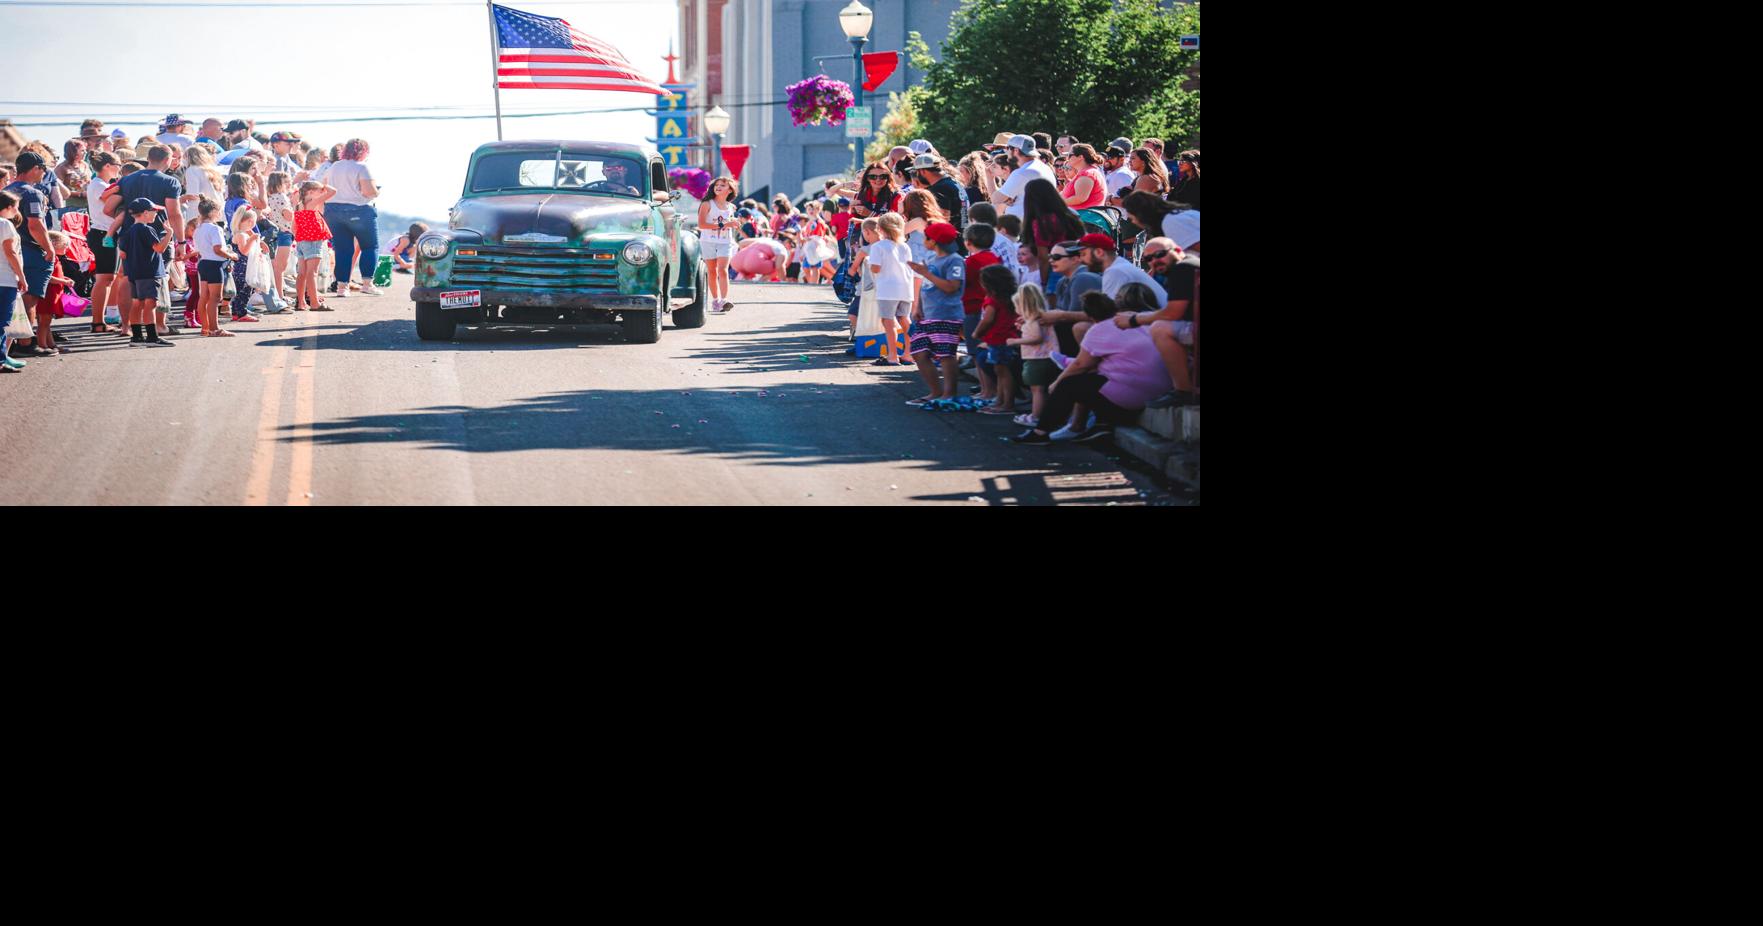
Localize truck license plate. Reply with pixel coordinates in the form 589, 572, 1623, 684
440, 290, 481, 309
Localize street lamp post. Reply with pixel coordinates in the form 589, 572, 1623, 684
703, 105, 731, 179
839, 1, 874, 174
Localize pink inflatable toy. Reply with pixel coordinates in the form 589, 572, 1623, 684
731, 238, 789, 280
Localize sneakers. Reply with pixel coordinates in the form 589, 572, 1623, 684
331, 288, 349, 299
1146, 389, 1198, 409
143, 337, 176, 347
358, 282, 382, 296
1049, 425, 1083, 442
1, 357, 25, 371
1073, 425, 1114, 443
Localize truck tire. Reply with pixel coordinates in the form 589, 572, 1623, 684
622, 305, 662, 343
672, 261, 708, 329
415, 301, 456, 341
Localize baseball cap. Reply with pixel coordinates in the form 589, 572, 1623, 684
13, 151, 47, 174
126, 197, 160, 215
1105, 145, 1128, 158
910, 154, 941, 172
270, 131, 302, 144
924, 222, 960, 245
162, 113, 188, 128
1007, 134, 1036, 155
110, 129, 129, 140
224, 119, 250, 133
1078, 232, 1116, 251
908, 139, 933, 155
1110, 137, 1133, 153
1163, 210, 1200, 250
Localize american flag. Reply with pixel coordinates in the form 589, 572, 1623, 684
493, 3, 667, 94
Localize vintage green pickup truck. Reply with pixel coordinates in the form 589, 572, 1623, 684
411, 140, 706, 343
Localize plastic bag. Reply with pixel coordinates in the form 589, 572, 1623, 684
6, 302, 32, 338
245, 243, 273, 293
854, 276, 882, 339
104, 301, 122, 326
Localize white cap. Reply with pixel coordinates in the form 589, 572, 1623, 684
908, 139, 933, 154
1165, 210, 1200, 250
1007, 134, 1036, 155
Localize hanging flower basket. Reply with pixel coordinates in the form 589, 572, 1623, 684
785, 74, 856, 127
668, 167, 712, 200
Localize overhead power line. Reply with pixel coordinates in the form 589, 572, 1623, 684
2, 99, 789, 129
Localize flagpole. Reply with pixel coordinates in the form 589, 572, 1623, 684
487, 1, 504, 140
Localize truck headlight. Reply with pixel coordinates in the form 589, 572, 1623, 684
622, 241, 653, 266
418, 236, 451, 260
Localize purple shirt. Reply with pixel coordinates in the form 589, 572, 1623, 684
1080, 322, 1172, 409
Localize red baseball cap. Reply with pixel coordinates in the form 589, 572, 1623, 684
1078, 232, 1116, 251
924, 222, 960, 245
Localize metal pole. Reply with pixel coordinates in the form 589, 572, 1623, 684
851, 35, 866, 172
487, 1, 503, 140
712, 132, 723, 179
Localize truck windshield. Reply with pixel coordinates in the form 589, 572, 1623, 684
470, 152, 645, 197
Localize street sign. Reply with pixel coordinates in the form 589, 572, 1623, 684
1181, 34, 1200, 51
845, 105, 872, 139
659, 145, 688, 167
655, 89, 687, 112
656, 113, 689, 142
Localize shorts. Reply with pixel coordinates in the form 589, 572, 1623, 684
1159, 319, 1195, 346
296, 240, 324, 260
700, 234, 734, 259
130, 278, 162, 300
275, 230, 295, 248
1022, 358, 1060, 387
198, 259, 229, 284
877, 298, 910, 319
21, 247, 53, 298
962, 313, 992, 371
87, 228, 118, 275
984, 343, 1021, 366
910, 319, 963, 359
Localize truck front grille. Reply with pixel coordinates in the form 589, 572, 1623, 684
451, 246, 621, 292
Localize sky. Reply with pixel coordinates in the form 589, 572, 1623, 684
0, 0, 682, 222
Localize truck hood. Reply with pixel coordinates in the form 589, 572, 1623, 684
451, 193, 652, 244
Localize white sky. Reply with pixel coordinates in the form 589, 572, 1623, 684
0, 0, 681, 221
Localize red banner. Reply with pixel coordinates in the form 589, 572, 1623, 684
862, 52, 898, 92
720, 144, 751, 180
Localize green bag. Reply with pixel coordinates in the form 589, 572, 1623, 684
373, 256, 393, 287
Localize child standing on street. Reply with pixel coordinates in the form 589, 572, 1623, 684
32, 231, 78, 355
192, 198, 237, 337
1007, 283, 1055, 428
972, 264, 1022, 416
228, 207, 262, 323
294, 181, 335, 311
905, 222, 966, 407
961, 223, 1002, 405
869, 213, 916, 367
119, 198, 174, 346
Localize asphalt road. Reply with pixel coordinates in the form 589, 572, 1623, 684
1, 271, 1186, 505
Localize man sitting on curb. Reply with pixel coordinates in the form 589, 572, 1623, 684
1115, 223, 1200, 408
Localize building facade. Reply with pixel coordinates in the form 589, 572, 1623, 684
677, 0, 958, 201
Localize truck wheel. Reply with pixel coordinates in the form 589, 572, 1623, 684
672, 261, 708, 329
622, 306, 662, 343
415, 301, 456, 341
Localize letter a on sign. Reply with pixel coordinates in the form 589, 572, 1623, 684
662, 119, 683, 138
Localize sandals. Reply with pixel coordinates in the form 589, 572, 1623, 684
203, 329, 236, 338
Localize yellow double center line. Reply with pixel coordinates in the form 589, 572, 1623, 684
244, 329, 319, 506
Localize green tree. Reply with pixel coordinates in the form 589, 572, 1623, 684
915, 0, 1200, 156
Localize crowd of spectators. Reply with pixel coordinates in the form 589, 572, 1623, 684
695, 130, 1199, 445
3, 114, 385, 369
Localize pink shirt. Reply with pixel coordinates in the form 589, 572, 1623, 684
1062, 168, 1106, 209
1017, 317, 1054, 360
1081, 322, 1172, 409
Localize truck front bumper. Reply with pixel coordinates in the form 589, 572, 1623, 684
412, 288, 659, 312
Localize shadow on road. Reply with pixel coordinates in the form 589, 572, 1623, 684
272, 382, 1160, 505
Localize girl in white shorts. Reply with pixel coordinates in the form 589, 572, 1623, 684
869, 213, 917, 366
699, 177, 738, 313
